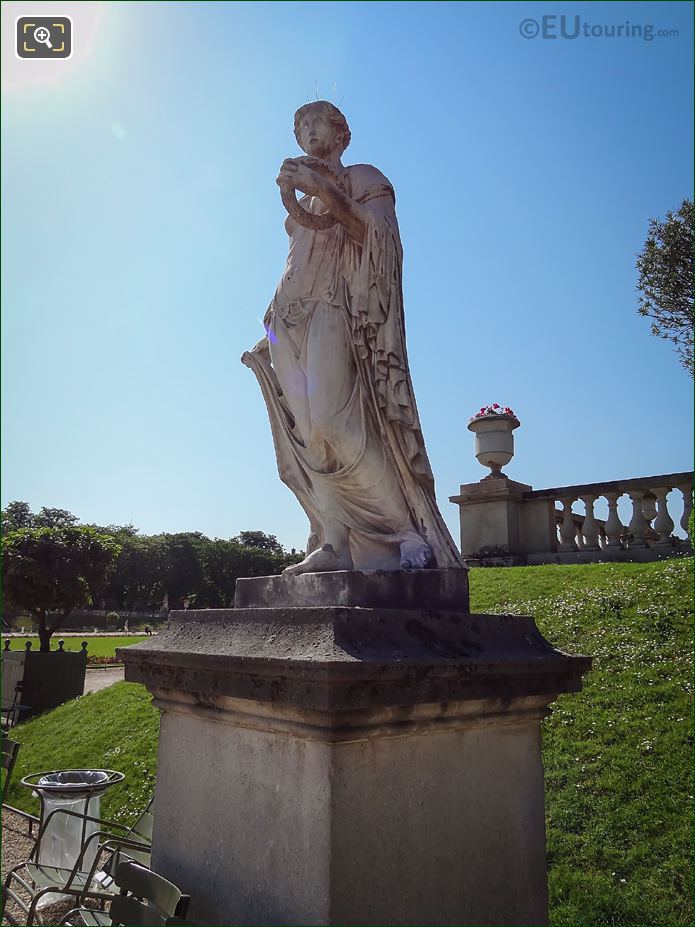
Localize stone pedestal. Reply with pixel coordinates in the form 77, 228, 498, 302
450, 478, 557, 560
120, 570, 590, 926
234, 566, 470, 611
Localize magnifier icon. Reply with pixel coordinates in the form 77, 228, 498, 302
33, 26, 53, 49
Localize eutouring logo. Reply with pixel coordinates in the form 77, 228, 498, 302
519, 15, 679, 42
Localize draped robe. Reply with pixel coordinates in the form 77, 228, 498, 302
243, 163, 463, 571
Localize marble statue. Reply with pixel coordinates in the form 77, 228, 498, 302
242, 102, 463, 574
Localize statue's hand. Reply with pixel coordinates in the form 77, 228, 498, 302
276, 159, 323, 197
250, 336, 270, 357
241, 336, 270, 369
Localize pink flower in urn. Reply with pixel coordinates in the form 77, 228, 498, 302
469, 403, 517, 423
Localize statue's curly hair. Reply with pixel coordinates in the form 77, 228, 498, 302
293, 101, 351, 155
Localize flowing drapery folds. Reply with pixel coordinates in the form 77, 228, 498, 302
243, 164, 463, 571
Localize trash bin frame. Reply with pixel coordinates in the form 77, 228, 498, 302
21, 769, 125, 873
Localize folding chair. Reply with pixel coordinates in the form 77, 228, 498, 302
58, 860, 190, 926
1, 797, 155, 926
1, 735, 21, 804
1, 681, 30, 729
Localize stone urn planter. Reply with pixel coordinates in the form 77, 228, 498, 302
468, 411, 520, 479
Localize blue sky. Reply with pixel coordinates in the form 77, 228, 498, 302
2, 0, 693, 549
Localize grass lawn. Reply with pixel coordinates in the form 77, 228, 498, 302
1, 636, 147, 659
3, 559, 692, 925
3, 682, 158, 828
472, 558, 693, 926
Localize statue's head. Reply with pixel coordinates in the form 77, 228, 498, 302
294, 101, 351, 157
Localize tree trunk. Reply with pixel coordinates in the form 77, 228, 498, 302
36, 609, 74, 651
37, 611, 51, 652
47, 609, 73, 644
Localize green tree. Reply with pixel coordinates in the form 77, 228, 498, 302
33, 507, 79, 528
1, 526, 121, 650
87, 522, 139, 538
201, 539, 244, 608
106, 534, 165, 615
1, 501, 35, 534
636, 198, 694, 377
200, 539, 297, 607
231, 530, 285, 554
158, 533, 209, 611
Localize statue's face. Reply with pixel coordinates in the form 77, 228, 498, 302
298, 110, 341, 158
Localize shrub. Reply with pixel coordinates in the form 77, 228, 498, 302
105, 611, 120, 629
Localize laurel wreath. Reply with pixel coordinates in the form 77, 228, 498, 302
279, 157, 345, 231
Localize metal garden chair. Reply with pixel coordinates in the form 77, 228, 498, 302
1, 797, 155, 926
1, 735, 21, 804
58, 860, 190, 927
1, 681, 30, 729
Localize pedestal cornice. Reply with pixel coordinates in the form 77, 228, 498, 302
120, 606, 590, 716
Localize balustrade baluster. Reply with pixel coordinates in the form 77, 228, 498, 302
603, 492, 624, 548
678, 483, 693, 541
483, 473, 693, 562
652, 487, 675, 547
575, 523, 585, 549
559, 498, 578, 551
642, 493, 658, 546
580, 495, 600, 550
627, 491, 650, 548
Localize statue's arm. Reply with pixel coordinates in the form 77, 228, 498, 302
320, 165, 398, 241
277, 160, 369, 245
312, 177, 368, 244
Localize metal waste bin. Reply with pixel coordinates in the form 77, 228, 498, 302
21, 769, 124, 908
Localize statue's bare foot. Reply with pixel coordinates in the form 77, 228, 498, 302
283, 543, 352, 575
400, 538, 434, 571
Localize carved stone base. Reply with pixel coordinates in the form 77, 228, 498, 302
234, 567, 469, 611
120, 584, 590, 926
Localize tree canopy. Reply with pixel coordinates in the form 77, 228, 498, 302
231, 530, 284, 554
1, 502, 303, 629
2, 525, 121, 650
636, 198, 694, 378
1, 502, 80, 534
1, 500, 34, 533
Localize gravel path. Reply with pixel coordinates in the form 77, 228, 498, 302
83, 667, 124, 695
0, 807, 81, 926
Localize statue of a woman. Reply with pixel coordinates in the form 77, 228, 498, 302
242, 102, 463, 574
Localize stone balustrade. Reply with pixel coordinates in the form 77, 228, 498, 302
451, 471, 693, 566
